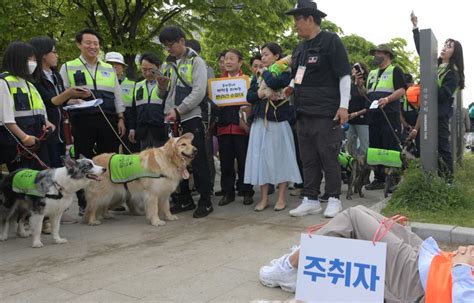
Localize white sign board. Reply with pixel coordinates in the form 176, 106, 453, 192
296, 234, 386, 303
208, 76, 250, 107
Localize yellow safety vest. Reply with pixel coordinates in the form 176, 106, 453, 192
65, 57, 117, 114
120, 77, 135, 108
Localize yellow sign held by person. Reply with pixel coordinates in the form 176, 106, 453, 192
208, 76, 250, 107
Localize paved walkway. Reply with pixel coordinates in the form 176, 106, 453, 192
0, 184, 384, 302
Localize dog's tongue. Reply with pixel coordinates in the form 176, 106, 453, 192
181, 168, 190, 180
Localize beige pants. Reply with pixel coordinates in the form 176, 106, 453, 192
316, 205, 425, 303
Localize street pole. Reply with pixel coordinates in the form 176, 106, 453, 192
420, 29, 438, 172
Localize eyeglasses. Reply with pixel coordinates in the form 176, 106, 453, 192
163, 41, 178, 49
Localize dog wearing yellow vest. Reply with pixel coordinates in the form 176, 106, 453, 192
0, 156, 105, 247
83, 133, 197, 226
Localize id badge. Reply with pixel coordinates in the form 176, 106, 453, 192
294, 66, 306, 85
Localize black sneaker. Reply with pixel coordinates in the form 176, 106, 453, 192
78, 206, 85, 217
193, 205, 213, 218
215, 190, 224, 196
218, 193, 235, 206
243, 195, 254, 205
365, 180, 385, 190
170, 202, 196, 214
319, 193, 330, 203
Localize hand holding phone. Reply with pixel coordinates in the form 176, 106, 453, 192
353, 63, 363, 75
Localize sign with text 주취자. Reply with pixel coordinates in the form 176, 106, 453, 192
296, 234, 386, 303
208, 76, 250, 107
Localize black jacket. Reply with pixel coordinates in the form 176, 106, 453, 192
413, 28, 460, 118
33, 70, 65, 144
246, 71, 293, 123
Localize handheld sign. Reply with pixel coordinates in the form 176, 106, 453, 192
208, 76, 250, 107
296, 234, 386, 303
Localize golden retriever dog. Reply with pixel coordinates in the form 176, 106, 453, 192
83, 133, 197, 226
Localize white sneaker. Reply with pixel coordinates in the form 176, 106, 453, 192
324, 197, 343, 218
259, 254, 297, 293
289, 197, 322, 217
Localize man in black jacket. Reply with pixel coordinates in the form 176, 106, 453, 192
286, 1, 351, 218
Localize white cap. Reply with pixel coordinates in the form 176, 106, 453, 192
105, 52, 127, 66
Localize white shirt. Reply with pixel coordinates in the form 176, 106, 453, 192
0, 80, 16, 124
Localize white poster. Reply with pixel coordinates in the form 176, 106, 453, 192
296, 234, 387, 303
208, 76, 250, 107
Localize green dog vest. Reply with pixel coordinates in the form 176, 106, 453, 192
338, 152, 353, 169
12, 169, 44, 197
367, 148, 402, 168
109, 154, 165, 183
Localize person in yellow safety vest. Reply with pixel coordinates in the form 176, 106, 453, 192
364, 44, 406, 192
409, 14, 465, 183
105, 51, 140, 153
59, 28, 126, 216
128, 53, 168, 150
258, 205, 473, 301
0, 41, 56, 171
158, 26, 213, 218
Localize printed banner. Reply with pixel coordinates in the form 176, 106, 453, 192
208, 76, 250, 107
296, 234, 386, 303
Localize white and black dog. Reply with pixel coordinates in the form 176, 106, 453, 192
0, 156, 105, 248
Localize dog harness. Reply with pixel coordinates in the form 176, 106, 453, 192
12, 169, 63, 199
367, 148, 402, 168
109, 154, 165, 184
338, 151, 353, 170
12, 169, 44, 197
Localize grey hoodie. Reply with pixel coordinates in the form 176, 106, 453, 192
164, 48, 207, 122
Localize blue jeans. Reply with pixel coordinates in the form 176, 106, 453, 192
347, 124, 369, 156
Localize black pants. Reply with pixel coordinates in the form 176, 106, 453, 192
292, 124, 304, 188
218, 134, 253, 196
71, 113, 119, 209
139, 127, 167, 150
204, 126, 216, 192
178, 118, 211, 206
297, 116, 341, 200
369, 112, 401, 182
438, 115, 453, 180
1, 142, 50, 172
47, 142, 66, 168
71, 114, 119, 159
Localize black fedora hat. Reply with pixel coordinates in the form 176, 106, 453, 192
285, 0, 327, 18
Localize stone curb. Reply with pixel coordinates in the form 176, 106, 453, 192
370, 198, 474, 245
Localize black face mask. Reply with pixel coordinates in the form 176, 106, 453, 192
372, 55, 385, 66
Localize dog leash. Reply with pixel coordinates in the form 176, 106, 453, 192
360, 93, 404, 150
4, 125, 50, 169
85, 90, 133, 154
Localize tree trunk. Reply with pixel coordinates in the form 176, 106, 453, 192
124, 54, 138, 80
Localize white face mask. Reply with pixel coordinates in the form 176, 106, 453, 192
28, 61, 37, 74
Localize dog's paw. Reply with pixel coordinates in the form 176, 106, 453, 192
151, 219, 166, 226
103, 213, 115, 220
54, 238, 68, 244
166, 215, 178, 221
88, 220, 102, 226
32, 241, 44, 248
0, 235, 8, 241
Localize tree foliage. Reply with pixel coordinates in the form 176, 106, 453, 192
0, 0, 419, 79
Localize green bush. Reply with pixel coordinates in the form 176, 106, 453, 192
388, 155, 474, 211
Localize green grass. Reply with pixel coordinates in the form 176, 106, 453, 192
382, 153, 474, 228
